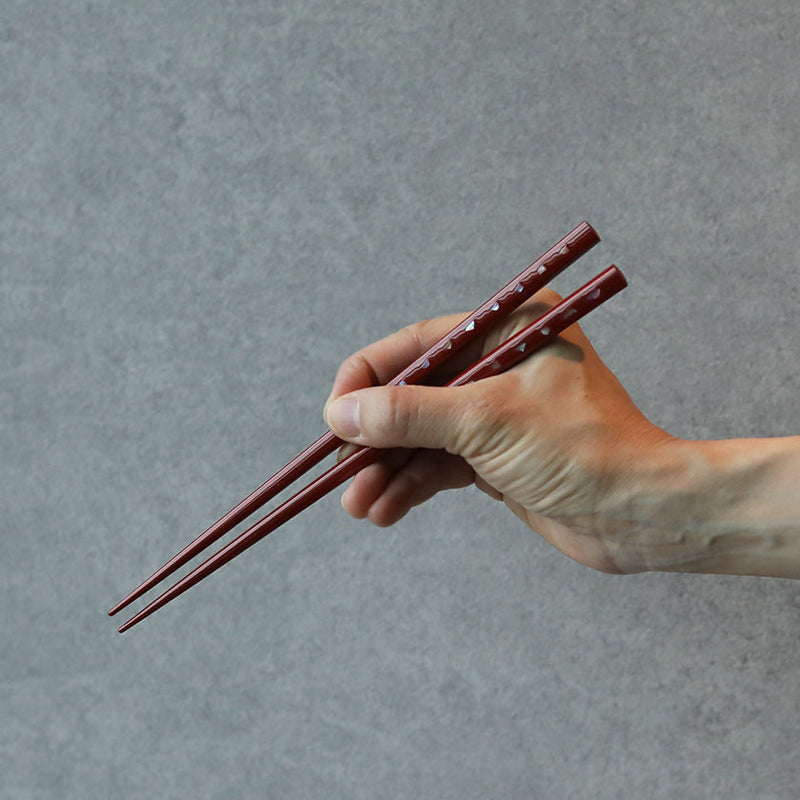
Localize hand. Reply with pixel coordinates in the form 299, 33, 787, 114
323, 289, 673, 574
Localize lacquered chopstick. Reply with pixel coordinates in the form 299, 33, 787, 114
118, 265, 627, 632
109, 222, 599, 616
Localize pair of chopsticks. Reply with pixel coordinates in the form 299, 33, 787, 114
110, 221, 626, 632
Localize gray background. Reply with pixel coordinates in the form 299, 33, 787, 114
2, 1, 799, 798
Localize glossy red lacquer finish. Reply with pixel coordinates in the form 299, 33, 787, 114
109, 222, 599, 617
117, 265, 626, 632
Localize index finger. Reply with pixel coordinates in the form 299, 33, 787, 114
325, 286, 568, 408
326, 312, 471, 406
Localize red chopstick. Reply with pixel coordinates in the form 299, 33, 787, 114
117, 265, 627, 632
108, 222, 599, 617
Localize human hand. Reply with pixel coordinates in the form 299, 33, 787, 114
323, 289, 674, 574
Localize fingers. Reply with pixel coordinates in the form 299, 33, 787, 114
324, 382, 485, 455
325, 287, 570, 417
324, 286, 607, 529
341, 449, 475, 526
340, 449, 415, 519
325, 313, 470, 409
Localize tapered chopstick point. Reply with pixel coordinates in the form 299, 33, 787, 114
107, 432, 340, 616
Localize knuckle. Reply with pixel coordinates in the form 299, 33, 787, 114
357, 386, 409, 444
365, 386, 425, 446
399, 319, 435, 361
460, 382, 508, 427
452, 380, 520, 456
335, 350, 379, 389
354, 352, 381, 387
386, 387, 414, 440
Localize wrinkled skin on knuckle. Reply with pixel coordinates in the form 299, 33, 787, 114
331, 351, 377, 399
403, 318, 432, 350
452, 380, 522, 459
352, 352, 381, 388
385, 386, 415, 443
362, 385, 420, 445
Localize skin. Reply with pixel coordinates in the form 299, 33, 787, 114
324, 289, 800, 578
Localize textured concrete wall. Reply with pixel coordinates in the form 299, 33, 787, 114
2, 2, 798, 797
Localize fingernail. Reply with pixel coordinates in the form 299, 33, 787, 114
325, 396, 361, 438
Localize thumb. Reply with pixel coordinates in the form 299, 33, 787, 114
324, 384, 473, 454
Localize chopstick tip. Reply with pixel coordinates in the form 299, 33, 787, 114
107, 597, 130, 617
108, 586, 144, 617
117, 617, 136, 634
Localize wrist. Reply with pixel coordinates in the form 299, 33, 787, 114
602, 434, 800, 577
